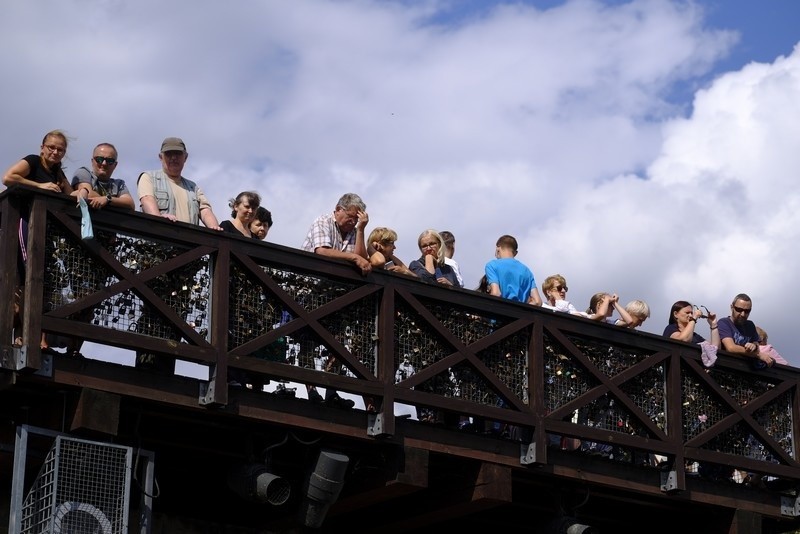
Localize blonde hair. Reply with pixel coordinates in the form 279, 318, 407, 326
417, 229, 446, 265
625, 299, 650, 319
42, 129, 69, 148
542, 274, 567, 294
756, 326, 768, 344
39, 130, 70, 176
368, 227, 398, 244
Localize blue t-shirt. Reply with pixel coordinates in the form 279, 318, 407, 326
484, 257, 536, 302
717, 317, 758, 347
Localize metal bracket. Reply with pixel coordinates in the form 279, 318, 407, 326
199, 380, 216, 406
16, 345, 26, 370
520, 442, 537, 465
660, 469, 680, 493
781, 493, 800, 516
367, 413, 387, 437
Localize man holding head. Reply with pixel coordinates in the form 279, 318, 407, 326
72, 143, 135, 210
300, 193, 371, 408
137, 137, 222, 230
718, 293, 774, 367
302, 192, 371, 275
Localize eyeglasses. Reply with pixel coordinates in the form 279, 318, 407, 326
337, 207, 359, 221
555, 285, 568, 292
420, 242, 438, 249
44, 144, 66, 154
733, 305, 752, 314
93, 156, 117, 165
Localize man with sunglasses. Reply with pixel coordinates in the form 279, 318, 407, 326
718, 293, 773, 367
63, 143, 135, 359
71, 143, 135, 210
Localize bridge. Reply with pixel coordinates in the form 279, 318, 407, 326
1, 187, 799, 533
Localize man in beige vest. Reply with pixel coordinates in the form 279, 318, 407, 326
137, 136, 222, 229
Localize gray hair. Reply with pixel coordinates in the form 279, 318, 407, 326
336, 193, 366, 212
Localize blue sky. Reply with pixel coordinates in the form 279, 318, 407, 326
1, 0, 800, 372
706, 0, 799, 66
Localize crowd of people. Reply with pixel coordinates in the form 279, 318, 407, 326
2, 130, 789, 383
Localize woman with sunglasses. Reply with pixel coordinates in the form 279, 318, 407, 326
408, 229, 460, 287
541, 274, 585, 315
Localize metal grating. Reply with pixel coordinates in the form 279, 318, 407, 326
42, 222, 210, 341
19, 435, 132, 534
228, 259, 293, 352
264, 266, 358, 312
544, 333, 662, 463
543, 333, 597, 412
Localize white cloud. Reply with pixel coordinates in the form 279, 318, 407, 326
527, 42, 800, 357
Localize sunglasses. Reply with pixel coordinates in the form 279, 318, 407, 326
732, 305, 751, 314
555, 285, 568, 292
93, 156, 117, 165
694, 305, 711, 318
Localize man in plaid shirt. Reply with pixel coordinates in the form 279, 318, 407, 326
301, 192, 371, 275
300, 193, 371, 408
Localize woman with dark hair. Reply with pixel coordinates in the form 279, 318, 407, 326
221, 191, 261, 388
663, 300, 720, 347
220, 191, 260, 238
476, 275, 490, 294
249, 206, 273, 240
664, 300, 725, 478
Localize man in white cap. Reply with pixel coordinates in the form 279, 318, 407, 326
135, 137, 222, 374
137, 137, 222, 230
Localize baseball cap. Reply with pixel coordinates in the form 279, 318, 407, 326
160, 137, 186, 153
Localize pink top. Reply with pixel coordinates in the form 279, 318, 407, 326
759, 344, 788, 366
